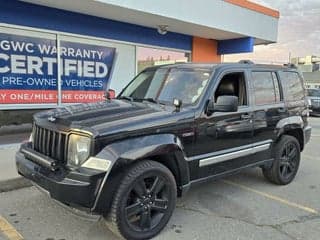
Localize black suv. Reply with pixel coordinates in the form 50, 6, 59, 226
16, 62, 311, 240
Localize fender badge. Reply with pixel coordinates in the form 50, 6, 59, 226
48, 116, 56, 122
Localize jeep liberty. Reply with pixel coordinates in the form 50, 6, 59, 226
16, 62, 312, 240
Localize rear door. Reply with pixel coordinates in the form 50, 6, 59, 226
250, 70, 287, 160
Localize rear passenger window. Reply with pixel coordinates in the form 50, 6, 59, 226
279, 71, 304, 101
252, 71, 280, 105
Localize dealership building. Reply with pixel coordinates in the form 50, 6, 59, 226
0, 0, 279, 112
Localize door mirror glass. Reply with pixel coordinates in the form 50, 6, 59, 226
207, 95, 238, 114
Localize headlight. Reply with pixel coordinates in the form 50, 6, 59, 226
67, 134, 91, 166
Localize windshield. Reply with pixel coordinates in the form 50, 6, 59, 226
119, 68, 212, 105
307, 89, 320, 97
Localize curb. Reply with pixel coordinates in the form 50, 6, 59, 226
0, 123, 32, 136
0, 143, 20, 150
0, 177, 32, 193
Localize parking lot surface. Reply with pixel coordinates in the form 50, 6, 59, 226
1, 117, 320, 240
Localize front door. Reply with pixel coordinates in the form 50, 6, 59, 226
191, 70, 254, 180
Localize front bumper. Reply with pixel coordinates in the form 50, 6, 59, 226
16, 143, 105, 211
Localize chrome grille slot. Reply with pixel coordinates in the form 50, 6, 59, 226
33, 125, 67, 162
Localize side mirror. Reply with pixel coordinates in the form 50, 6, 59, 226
105, 89, 116, 99
207, 95, 238, 114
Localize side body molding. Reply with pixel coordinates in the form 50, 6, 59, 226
92, 134, 190, 212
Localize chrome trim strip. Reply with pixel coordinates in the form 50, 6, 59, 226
199, 148, 252, 167
199, 141, 272, 167
252, 143, 271, 153
251, 139, 273, 148
187, 143, 252, 162
188, 140, 272, 162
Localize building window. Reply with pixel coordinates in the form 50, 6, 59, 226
137, 46, 190, 73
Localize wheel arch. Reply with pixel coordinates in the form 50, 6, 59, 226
91, 134, 190, 214
281, 128, 304, 151
276, 116, 304, 151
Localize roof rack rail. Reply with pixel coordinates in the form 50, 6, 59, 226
283, 63, 297, 69
238, 60, 254, 64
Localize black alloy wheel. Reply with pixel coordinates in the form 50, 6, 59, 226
125, 175, 170, 231
106, 160, 177, 240
263, 135, 301, 185
279, 141, 299, 180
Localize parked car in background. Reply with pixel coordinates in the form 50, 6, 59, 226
307, 88, 320, 116
16, 62, 311, 240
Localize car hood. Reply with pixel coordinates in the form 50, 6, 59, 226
34, 100, 191, 137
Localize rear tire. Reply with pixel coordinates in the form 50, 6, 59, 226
263, 135, 300, 185
105, 160, 177, 240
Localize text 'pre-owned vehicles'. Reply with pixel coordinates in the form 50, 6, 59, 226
16, 62, 311, 240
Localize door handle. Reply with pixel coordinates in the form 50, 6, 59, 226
241, 113, 252, 119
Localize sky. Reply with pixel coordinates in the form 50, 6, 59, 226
224, 0, 320, 64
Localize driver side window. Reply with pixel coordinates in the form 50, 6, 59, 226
214, 72, 248, 106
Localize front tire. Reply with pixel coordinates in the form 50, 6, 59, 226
263, 135, 301, 185
106, 160, 177, 240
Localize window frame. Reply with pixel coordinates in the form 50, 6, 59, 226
211, 70, 250, 109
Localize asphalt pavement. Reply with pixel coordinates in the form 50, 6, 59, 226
0, 117, 319, 240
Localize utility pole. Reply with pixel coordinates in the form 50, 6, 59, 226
288, 52, 291, 63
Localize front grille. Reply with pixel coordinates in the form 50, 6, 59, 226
33, 125, 68, 162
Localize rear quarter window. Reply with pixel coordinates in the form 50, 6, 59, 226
279, 71, 305, 101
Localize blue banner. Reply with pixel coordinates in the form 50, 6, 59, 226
0, 32, 116, 104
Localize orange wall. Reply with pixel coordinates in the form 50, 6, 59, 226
192, 37, 221, 63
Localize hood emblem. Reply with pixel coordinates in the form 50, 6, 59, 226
48, 116, 56, 122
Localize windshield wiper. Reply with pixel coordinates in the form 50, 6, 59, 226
119, 96, 165, 105
133, 98, 166, 105
118, 96, 133, 102
141, 98, 158, 103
